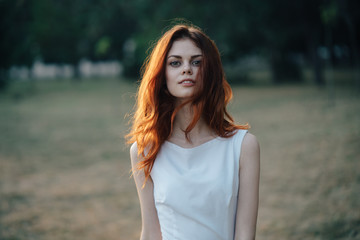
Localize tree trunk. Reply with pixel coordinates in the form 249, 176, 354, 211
343, 13, 360, 94
0, 68, 9, 91
325, 25, 335, 106
308, 31, 325, 87
72, 62, 82, 81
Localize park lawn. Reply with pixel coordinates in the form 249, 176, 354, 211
0, 77, 359, 240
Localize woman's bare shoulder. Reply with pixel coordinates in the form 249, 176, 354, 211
240, 132, 260, 166
243, 133, 259, 151
130, 142, 140, 166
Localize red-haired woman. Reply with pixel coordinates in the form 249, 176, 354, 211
127, 24, 260, 240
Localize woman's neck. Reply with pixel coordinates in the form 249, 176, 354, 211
169, 103, 216, 146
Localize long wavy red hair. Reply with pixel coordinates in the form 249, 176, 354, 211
127, 24, 249, 184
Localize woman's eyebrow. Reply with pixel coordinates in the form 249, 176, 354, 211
167, 54, 203, 59
191, 54, 202, 59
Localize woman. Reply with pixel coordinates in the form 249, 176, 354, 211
127, 24, 260, 240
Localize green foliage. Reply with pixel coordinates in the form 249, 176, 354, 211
0, 0, 35, 69
321, 0, 338, 26
1, 0, 360, 83
31, 0, 86, 64
0, 0, 36, 90
95, 36, 112, 58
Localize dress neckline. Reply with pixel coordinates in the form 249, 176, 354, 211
164, 136, 221, 150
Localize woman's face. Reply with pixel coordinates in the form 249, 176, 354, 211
165, 38, 202, 102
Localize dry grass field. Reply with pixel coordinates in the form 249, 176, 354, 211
0, 77, 359, 239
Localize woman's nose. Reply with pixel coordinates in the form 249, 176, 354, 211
182, 63, 192, 75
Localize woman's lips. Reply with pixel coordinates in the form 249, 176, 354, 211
179, 79, 195, 87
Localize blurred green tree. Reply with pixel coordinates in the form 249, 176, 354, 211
1, 0, 359, 86
31, 0, 87, 78
0, 0, 35, 89
31, 0, 138, 78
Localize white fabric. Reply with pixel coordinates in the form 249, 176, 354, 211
151, 130, 248, 240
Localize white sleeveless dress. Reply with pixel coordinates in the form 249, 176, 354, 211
150, 130, 248, 240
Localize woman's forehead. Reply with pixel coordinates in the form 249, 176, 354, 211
167, 38, 202, 57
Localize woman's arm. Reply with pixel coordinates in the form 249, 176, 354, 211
234, 133, 260, 240
130, 143, 162, 240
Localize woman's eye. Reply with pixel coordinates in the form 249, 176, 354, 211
170, 61, 181, 67
192, 60, 201, 66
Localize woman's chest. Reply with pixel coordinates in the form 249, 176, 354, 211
151, 142, 239, 211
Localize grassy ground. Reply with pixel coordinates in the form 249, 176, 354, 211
0, 77, 359, 239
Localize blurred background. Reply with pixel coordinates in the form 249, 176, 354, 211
0, 0, 359, 239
